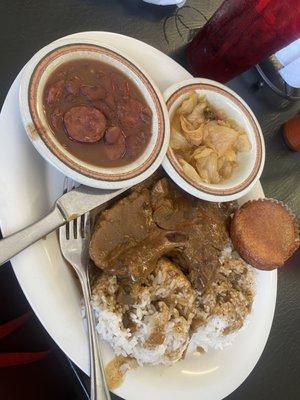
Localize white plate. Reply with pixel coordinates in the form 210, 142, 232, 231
0, 32, 277, 400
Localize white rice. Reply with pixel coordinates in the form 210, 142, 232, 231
188, 317, 240, 352
92, 304, 189, 365
89, 244, 255, 366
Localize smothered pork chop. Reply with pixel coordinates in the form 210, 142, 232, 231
88, 175, 254, 386
90, 177, 231, 293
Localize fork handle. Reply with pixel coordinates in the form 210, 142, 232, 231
0, 207, 66, 266
81, 277, 111, 400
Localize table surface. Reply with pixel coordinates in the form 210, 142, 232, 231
0, 1, 299, 400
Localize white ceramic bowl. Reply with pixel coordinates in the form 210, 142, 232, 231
162, 78, 265, 202
19, 37, 170, 189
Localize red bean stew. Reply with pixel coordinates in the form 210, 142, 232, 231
43, 59, 152, 167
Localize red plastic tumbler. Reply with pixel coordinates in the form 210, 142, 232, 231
187, 0, 300, 82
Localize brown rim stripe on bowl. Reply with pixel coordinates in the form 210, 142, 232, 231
28, 43, 165, 182
166, 83, 263, 196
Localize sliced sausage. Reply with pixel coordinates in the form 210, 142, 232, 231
81, 85, 106, 101
126, 131, 147, 157
66, 76, 81, 95
104, 130, 126, 161
45, 80, 65, 105
63, 106, 106, 143
105, 126, 122, 144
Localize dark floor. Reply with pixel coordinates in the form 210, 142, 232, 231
0, 261, 88, 400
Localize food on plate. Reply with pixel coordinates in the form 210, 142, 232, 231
170, 91, 251, 184
43, 59, 152, 166
88, 174, 255, 388
63, 106, 107, 143
91, 251, 253, 368
230, 199, 300, 270
89, 177, 231, 293
105, 356, 137, 390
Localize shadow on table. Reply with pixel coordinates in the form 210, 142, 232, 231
0, 261, 89, 400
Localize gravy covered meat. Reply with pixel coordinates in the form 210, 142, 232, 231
89, 176, 231, 293
43, 59, 152, 167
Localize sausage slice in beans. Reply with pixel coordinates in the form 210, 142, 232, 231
105, 126, 122, 144
104, 127, 126, 160
64, 106, 106, 143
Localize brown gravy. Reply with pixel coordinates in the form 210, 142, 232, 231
43, 59, 152, 168
105, 356, 137, 390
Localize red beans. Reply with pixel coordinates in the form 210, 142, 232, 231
50, 108, 62, 130
93, 100, 117, 122
126, 132, 147, 157
111, 72, 130, 97
117, 98, 152, 135
43, 59, 152, 167
66, 76, 81, 95
45, 80, 65, 105
64, 106, 106, 143
105, 94, 115, 109
81, 85, 106, 101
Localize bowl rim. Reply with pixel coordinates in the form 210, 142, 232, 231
162, 78, 265, 201
19, 38, 169, 186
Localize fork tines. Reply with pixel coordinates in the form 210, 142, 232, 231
61, 177, 89, 240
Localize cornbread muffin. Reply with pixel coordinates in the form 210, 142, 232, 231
230, 199, 299, 270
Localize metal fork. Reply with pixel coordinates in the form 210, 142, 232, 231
59, 184, 110, 400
